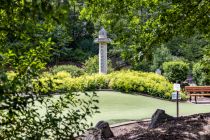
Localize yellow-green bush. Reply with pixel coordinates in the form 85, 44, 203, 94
77, 74, 109, 90
6, 71, 17, 80
34, 70, 187, 100
108, 71, 174, 99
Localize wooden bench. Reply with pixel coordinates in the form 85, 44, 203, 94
185, 86, 210, 104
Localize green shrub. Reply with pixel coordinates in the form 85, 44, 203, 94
108, 71, 174, 99
84, 55, 114, 74
38, 70, 187, 100
50, 65, 84, 77
76, 74, 110, 90
192, 62, 210, 85
163, 61, 189, 83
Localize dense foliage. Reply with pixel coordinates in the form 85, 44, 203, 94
108, 71, 174, 99
0, 1, 99, 139
80, 0, 210, 69
163, 61, 190, 83
150, 45, 173, 71
36, 70, 187, 100
0, 0, 209, 138
192, 62, 210, 86
2, 0, 208, 79
50, 64, 84, 77
164, 35, 209, 62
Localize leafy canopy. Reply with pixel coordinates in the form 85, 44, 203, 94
0, 0, 99, 139
80, 0, 210, 66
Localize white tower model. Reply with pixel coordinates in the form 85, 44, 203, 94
95, 28, 112, 74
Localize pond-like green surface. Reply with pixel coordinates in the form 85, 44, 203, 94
38, 91, 210, 125
89, 91, 210, 124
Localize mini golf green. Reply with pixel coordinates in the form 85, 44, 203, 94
89, 91, 210, 124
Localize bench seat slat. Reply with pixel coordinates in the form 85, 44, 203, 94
185, 86, 210, 93
187, 91, 210, 92
189, 94, 210, 96
187, 89, 210, 90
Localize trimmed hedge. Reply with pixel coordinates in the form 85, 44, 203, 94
163, 61, 189, 83
34, 70, 187, 100
108, 71, 173, 99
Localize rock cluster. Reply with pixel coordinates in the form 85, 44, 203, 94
80, 121, 114, 140
149, 109, 174, 128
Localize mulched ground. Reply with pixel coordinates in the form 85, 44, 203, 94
78, 97, 210, 140
109, 113, 210, 140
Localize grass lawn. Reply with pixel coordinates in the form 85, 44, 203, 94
89, 91, 210, 125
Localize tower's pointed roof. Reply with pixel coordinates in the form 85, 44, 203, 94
94, 27, 112, 43
99, 27, 107, 38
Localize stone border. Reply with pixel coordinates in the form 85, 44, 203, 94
110, 112, 210, 129
110, 119, 151, 128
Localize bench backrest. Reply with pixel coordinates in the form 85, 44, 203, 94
185, 86, 210, 92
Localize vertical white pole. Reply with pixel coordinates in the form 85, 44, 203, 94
99, 43, 107, 74
95, 28, 111, 74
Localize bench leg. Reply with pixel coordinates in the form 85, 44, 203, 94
195, 96, 197, 104
190, 95, 192, 102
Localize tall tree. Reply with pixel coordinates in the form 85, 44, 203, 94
80, 0, 210, 67
0, 1, 98, 138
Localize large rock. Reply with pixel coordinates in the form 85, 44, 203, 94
95, 121, 114, 139
83, 128, 102, 140
149, 109, 174, 129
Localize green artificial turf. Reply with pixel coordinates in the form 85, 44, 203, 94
89, 91, 210, 125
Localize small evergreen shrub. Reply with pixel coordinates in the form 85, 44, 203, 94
192, 62, 210, 85
50, 65, 84, 77
163, 61, 189, 83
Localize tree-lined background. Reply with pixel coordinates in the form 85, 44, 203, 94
0, 0, 209, 139
1, 0, 209, 71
